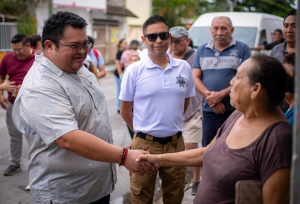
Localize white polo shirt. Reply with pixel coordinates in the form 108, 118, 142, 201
120, 53, 195, 137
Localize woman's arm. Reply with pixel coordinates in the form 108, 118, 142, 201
137, 137, 216, 167
262, 168, 290, 204
115, 61, 123, 77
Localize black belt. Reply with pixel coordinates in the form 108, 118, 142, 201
136, 132, 182, 144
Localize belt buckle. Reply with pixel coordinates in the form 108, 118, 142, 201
161, 137, 168, 144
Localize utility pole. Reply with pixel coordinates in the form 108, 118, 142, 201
228, 0, 234, 12
48, 0, 53, 17
290, 0, 300, 202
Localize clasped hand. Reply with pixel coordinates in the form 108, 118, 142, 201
124, 150, 158, 176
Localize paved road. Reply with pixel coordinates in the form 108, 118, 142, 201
0, 65, 132, 204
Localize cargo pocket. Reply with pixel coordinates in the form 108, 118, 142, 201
130, 182, 142, 196
130, 182, 143, 204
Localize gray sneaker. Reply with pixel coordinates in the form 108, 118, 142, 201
4, 165, 21, 176
191, 182, 200, 195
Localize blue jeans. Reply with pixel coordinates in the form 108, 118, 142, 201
114, 75, 121, 111
202, 110, 234, 147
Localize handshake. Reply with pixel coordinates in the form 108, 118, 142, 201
122, 149, 160, 176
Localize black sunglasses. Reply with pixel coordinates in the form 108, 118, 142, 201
144, 32, 169, 42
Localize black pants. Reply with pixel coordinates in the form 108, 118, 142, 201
89, 194, 110, 204
202, 110, 234, 147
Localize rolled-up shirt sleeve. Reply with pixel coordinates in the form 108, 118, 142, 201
14, 85, 78, 146
119, 65, 136, 101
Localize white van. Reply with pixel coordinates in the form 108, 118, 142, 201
188, 12, 284, 55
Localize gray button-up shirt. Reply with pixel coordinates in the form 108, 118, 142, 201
12, 51, 116, 204
271, 41, 288, 63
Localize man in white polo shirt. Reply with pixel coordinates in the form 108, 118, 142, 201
120, 15, 195, 204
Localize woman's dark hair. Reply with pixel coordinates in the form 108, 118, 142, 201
29, 34, 41, 49
42, 11, 87, 49
128, 40, 139, 50
118, 38, 125, 49
284, 53, 295, 93
248, 53, 287, 107
87, 36, 94, 48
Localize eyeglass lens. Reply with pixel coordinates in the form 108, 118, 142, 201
213, 51, 220, 65
146, 32, 169, 42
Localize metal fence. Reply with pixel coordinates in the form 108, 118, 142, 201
0, 23, 18, 52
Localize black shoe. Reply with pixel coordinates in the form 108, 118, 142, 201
117, 110, 120, 114
191, 182, 199, 195
4, 165, 21, 176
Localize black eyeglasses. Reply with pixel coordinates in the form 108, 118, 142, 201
144, 32, 169, 42
55, 41, 93, 53
13, 45, 27, 53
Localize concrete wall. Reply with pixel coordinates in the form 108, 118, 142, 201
126, 0, 152, 42
36, 3, 94, 36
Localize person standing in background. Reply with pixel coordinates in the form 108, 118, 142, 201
271, 9, 297, 112
271, 9, 296, 63
88, 36, 106, 79
192, 16, 251, 148
0, 34, 36, 176
251, 29, 284, 51
114, 39, 127, 113
283, 53, 295, 126
169, 26, 203, 195
29, 34, 42, 51
120, 40, 140, 70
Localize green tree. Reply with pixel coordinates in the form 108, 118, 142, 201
0, 0, 40, 35
152, 0, 296, 28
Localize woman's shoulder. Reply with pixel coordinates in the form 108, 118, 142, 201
263, 121, 292, 141
216, 110, 242, 139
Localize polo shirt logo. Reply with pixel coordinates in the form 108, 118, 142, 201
229, 49, 238, 56
176, 75, 187, 87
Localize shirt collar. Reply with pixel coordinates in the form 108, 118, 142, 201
278, 41, 287, 53
144, 52, 179, 69
206, 37, 236, 51
35, 51, 64, 77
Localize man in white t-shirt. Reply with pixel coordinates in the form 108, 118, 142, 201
120, 15, 195, 204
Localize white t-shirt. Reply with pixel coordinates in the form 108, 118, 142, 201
120, 53, 195, 137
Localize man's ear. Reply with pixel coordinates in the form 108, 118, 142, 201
44, 40, 56, 54
141, 36, 147, 45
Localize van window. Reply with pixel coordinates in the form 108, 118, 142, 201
259, 30, 267, 45
189, 27, 257, 48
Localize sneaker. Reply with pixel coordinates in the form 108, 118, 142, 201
4, 165, 21, 176
191, 182, 199, 195
25, 184, 30, 191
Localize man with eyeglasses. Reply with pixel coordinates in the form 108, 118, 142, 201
11, 11, 156, 204
192, 16, 251, 148
0, 34, 35, 176
169, 26, 203, 195
120, 15, 195, 204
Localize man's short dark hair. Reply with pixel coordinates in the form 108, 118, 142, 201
274, 29, 283, 35
11, 34, 29, 46
87, 36, 94, 48
284, 9, 296, 24
42, 11, 87, 49
143, 15, 169, 34
29, 34, 42, 49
